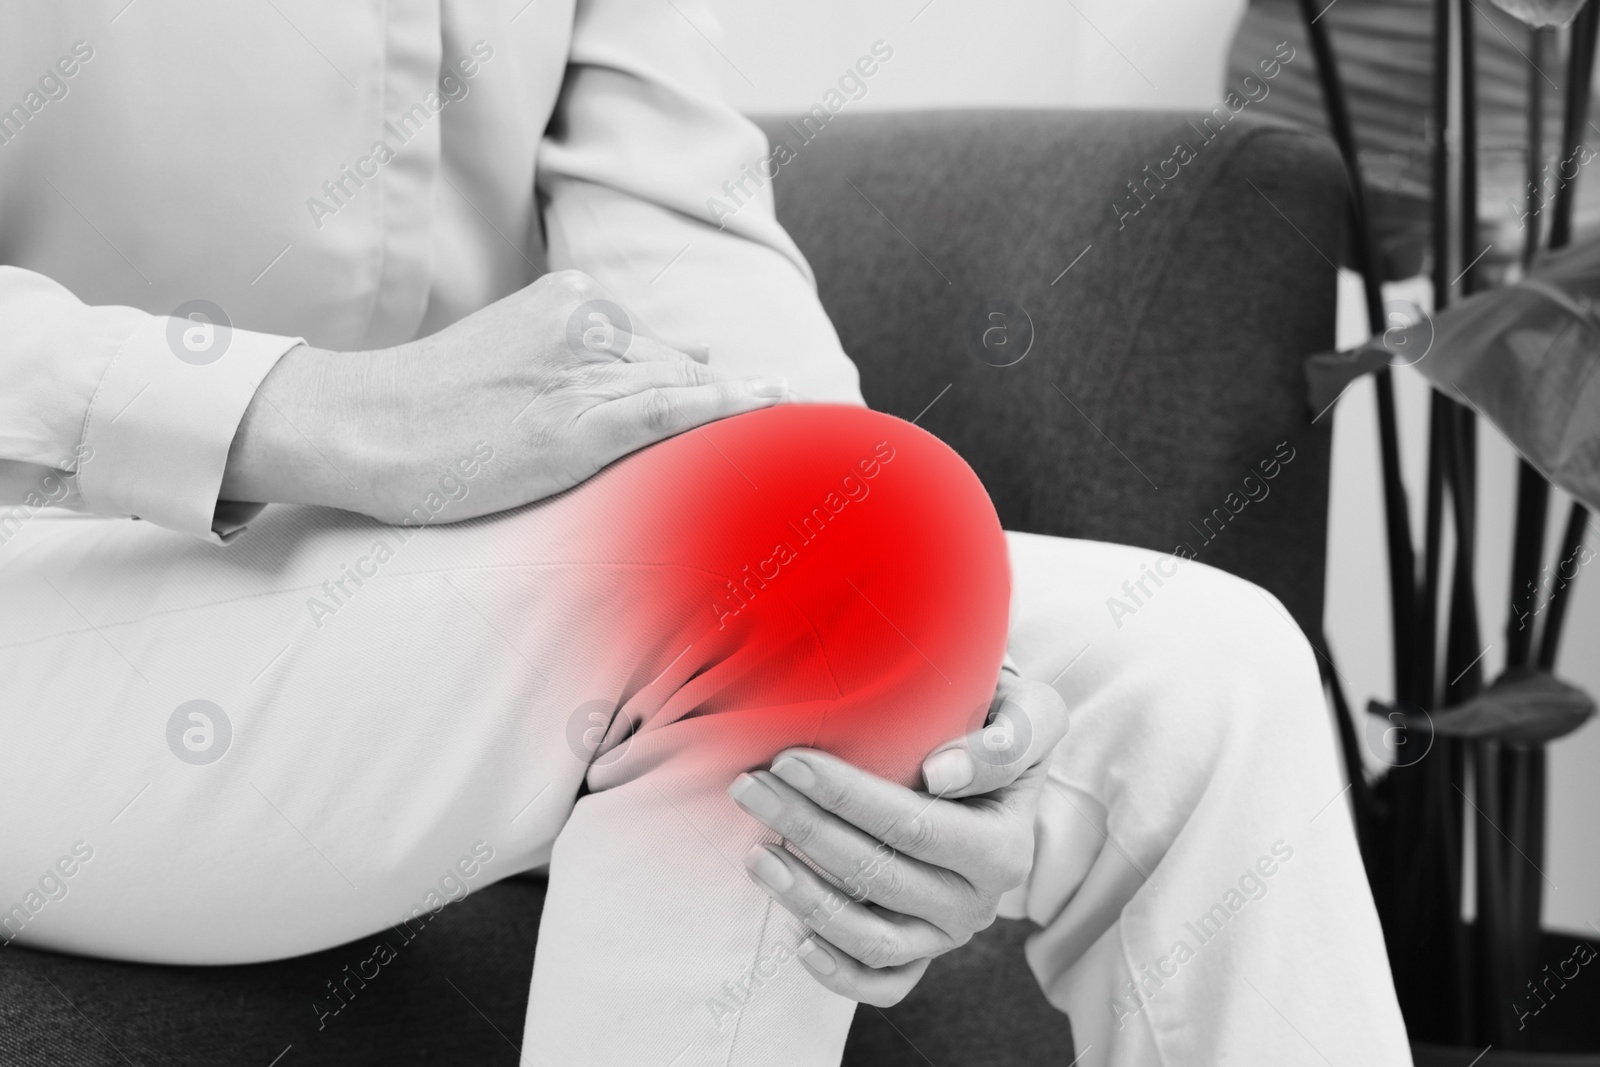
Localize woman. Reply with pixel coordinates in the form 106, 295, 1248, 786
0, 2, 1410, 1063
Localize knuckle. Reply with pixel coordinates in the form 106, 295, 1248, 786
638, 388, 680, 433
676, 359, 714, 386
524, 420, 559, 457
807, 890, 849, 933
992, 862, 1029, 894
803, 777, 853, 821
880, 814, 939, 856
717, 378, 758, 410
537, 269, 589, 302
779, 812, 822, 853
862, 857, 908, 904
957, 891, 1000, 936
555, 268, 595, 294
843, 844, 893, 898
567, 363, 608, 392
813, 776, 851, 812
854, 930, 905, 970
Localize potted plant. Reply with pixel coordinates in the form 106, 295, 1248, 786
1284, 0, 1600, 1059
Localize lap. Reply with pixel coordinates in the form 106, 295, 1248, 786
0, 404, 1008, 963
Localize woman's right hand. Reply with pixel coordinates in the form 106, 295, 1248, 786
221, 270, 789, 523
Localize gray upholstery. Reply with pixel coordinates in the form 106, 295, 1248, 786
0, 109, 1345, 1066
772, 107, 1344, 1066
761, 109, 1340, 637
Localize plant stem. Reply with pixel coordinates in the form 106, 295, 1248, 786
1538, 503, 1593, 668
1297, 0, 1420, 705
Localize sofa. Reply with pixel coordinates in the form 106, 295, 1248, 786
0, 108, 1344, 1066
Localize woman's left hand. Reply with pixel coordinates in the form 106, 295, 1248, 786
726, 671, 1069, 1006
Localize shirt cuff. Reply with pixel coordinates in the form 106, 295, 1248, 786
76, 313, 303, 544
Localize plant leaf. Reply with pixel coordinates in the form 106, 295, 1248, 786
1431, 670, 1596, 744
1305, 233, 1600, 512
1486, 0, 1589, 27
1305, 340, 1394, 415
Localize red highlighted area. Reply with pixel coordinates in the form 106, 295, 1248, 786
560, 403, 1012, 788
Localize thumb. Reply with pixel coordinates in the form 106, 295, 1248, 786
921, 677, 1065, 799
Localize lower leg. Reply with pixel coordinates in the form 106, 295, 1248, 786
520, 405, 1011, 1065
1002, 532, 1411, 1066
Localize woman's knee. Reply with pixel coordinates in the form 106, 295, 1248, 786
584, 404, 1012, 783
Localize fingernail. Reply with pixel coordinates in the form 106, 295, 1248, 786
922, 748, 974, 794
797, 938, 837, 975
743, 845, 794, 892
770, 756, 816, 790
729, 773, 784, 822
749, 377, 788, 399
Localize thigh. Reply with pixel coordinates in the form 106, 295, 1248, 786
0, 498, 609, 963
999, 528, 1331, 936
1003, 528, 1317, 803
999, 533, 1400, 1066
0, 403, 1011, 969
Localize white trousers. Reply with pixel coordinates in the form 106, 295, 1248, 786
0, 430, 1410, 1066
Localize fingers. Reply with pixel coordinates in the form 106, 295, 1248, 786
793, 937, 931, 1007
920, 674, 1070, 800
581, 357, 726, 395
582, 358, 777, 398
730, 771, 990, 934
582, 377, 787, 454
744, 753, 1031, 890
741, 843, 958, 968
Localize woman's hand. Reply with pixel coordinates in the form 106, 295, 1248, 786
727, 672, 1069, 1006
221, 270, 788, 522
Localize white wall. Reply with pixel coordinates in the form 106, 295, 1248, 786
699, 0, 1241, 113
703, 0, 1598, 932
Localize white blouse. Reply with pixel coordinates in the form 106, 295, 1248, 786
0, 0, 861, 542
